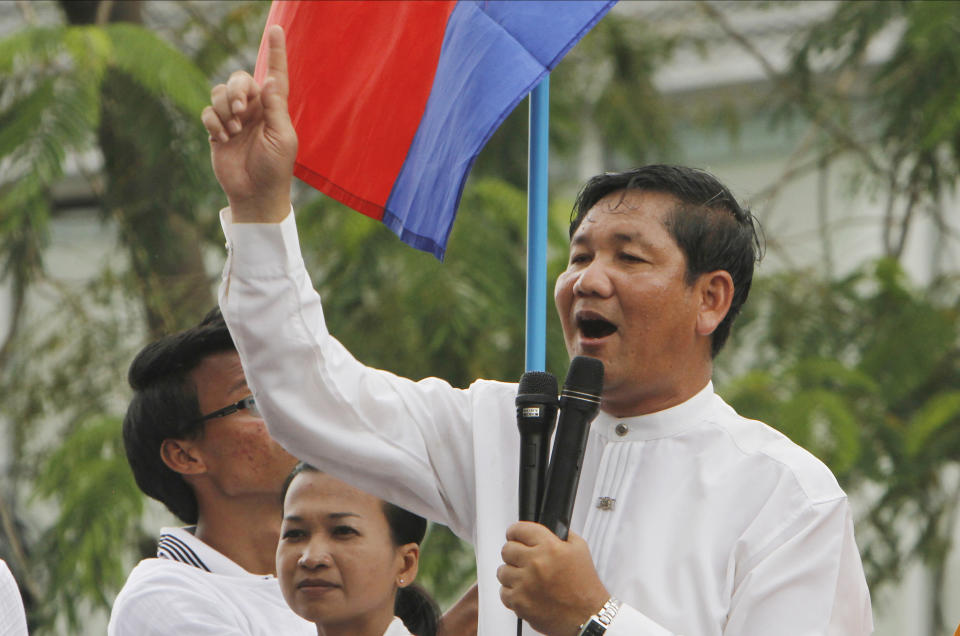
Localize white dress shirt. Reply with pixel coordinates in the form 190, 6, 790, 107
0, 559, 28, 636
108, 527, 314, 635
219, 209, 874, 636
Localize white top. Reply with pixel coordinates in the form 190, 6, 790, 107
385, 616, 415, 635
108, 527, 315, 635
219, 209, 874, 636
0, 559, 28, 636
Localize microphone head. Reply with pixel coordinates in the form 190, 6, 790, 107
561, 356, 604, 403
516, 371, 558, 406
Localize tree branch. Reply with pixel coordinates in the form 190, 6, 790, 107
15, 0, 36, 24
817, 157, 834, 277
695, 1, 888, 180
882, 168, 899, 256
95, 0, 114, 26
0, 278, 26, 372
0, 490, 41, 602
891, 186, 920, 261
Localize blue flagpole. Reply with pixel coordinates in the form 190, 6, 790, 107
525, 76, 550, 372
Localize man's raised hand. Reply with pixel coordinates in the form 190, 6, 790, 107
202, 24, 297, 223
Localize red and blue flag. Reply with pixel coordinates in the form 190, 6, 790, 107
256, 0, 614, 260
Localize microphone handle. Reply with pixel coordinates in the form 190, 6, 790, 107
535, 432, 550, 519
538, 400, 595, 540
518, 431, 550, 522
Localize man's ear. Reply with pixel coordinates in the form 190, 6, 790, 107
695, 270, 734, 337
160, 438, 206, 476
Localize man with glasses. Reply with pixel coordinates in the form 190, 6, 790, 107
110, 309, 480, 635
108, 308, 313, 635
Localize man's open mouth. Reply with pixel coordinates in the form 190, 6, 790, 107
578, 317, 617, 339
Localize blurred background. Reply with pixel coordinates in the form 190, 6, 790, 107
0, 0, 958, 633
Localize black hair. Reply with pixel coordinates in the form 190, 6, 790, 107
281, 463, 440, 636
122, 307, 235, 523
570, 165, 763, 356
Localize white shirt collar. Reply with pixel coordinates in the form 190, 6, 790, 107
593, 381, 715, 442
384, 616, 413, 636
157, 526, 274, 580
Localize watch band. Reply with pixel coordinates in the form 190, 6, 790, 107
577, 597, 621, 636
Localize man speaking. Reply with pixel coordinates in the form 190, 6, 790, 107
205, 25, 873, 636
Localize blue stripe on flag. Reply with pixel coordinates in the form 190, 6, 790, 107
383, 0, 615, 259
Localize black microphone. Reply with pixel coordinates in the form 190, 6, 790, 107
538, 356, 603, 540
515, 371, 558, 523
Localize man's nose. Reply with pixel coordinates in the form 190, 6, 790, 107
573, 258, 613, 297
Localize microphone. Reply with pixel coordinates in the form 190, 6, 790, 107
515, 371, 558, 523
538, 356, 603, 540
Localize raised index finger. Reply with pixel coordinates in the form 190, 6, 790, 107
265, 24, 289, 100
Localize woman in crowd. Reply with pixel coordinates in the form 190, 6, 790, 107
277, 463, 440, 636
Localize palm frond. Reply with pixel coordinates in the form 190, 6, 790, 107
106, 22, 210, 116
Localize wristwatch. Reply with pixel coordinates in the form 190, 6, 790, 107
577, 597, 621, 636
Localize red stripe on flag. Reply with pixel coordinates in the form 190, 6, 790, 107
257, 1, 457, 221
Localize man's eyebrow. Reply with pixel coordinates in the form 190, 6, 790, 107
281, 512, 361, 522
572, 231, 654, 247
612, 231, 654, 247
228, 377, 249, 394
328, 512, 360, 520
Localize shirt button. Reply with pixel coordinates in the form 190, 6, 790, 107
615, 423, 629, 436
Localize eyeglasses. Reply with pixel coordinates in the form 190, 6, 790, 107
196, 396, 260, 423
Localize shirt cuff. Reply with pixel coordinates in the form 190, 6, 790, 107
219, 206, 304, 279
605, 603, 674, 636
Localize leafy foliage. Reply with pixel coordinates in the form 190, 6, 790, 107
417, 523, 477, 610
0, 264, 145, 632
32, 415, 144, 628
0, 3, 251, 631
782, 0, 960, 259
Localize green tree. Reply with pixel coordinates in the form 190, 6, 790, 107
0, 1, 265, 630
696, 0, 960, 272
